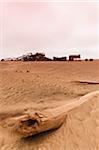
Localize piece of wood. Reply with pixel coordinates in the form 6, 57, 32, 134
74, 80, 99, 84
0, 91, 99, 137
7, 108, 67, 137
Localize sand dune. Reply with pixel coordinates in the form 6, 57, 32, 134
0, 61, 99, 150
0, 91, 99, 150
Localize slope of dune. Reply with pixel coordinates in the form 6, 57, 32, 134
0, 61, 99, 150
0, 91, 99, 150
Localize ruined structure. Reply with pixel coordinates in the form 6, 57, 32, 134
53, 57, 67, 61
23, 52, 52, 61
1, 52, 83, 62
69, 55, 81, 61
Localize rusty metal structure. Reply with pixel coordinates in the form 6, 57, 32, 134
69, 55, 80, 61
1, 52, 84, 62
23, 52, 52, 61
53, 57, 67, 61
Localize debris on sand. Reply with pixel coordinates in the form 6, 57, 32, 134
74, 80, 99, 84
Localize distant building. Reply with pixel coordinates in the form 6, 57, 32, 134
69, 55, 81, 61
23, 52, 52, 61
33, 52, 45, 61
53, 57, 67, 61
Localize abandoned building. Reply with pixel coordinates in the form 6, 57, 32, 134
53, 57, 67, 61
23, 52, 52, 61
1, 52, 83, 62
69, 55, 81, 61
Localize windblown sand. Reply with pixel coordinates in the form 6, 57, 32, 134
0, 61, 99, 150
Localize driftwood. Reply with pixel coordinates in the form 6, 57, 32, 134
6, 107, 67, 137
74, 80, 99, 84
0, 91, 99, 137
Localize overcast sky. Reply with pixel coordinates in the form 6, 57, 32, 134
0, 1, 99, 59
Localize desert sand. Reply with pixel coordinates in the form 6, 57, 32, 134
0, 61, 99, 150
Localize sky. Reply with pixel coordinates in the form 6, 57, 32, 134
0, 0, 99, 59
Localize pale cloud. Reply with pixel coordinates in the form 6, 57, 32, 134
0, 1, 98, 59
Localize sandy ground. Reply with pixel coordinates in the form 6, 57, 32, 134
0, 61, 99, 150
